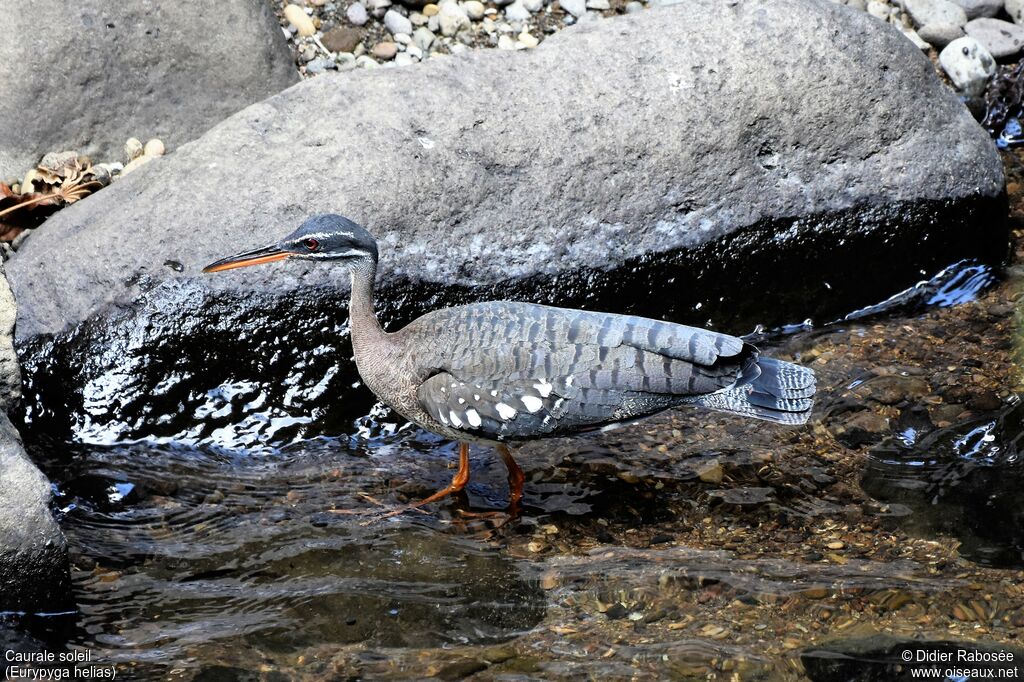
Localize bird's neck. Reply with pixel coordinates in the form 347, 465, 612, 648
348, 257, 387, 358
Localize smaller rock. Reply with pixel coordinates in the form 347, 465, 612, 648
423, 2, 440, 14
355, 55, 379, 68
413, 26, 436, 50
899, 25, 932, 50
951, 0, 1002, 19
124, 137, 143, 161
347, 2, 370, 25
918, 22, 965, 48
866, 0, 889, 19
505, 1, 531, 21
624, 0, 643, 11
560, 0, 586, 17
696, 460, 724, 484
322, 26, 364, 53
395, 52, 415, 67
336, 52, 358, 70
143, 139, 165, 157
284, 4, 317, 36
1008, 0, 1024, 24
372, 41, 398, 59
384, 9, 414, 35
940, 36, 996, 95
439, 1, 470, 35
498, 34, 517, 49
523, 0, 545, 11
464, 0, 486, 18
407, 43, 424, 59
846, 0, 867, 10
903, 0, 968, 28
518, 30, 539, 47
394, 32, 412, 43
305, 57, 336, 74
965, 17, 1024, 58
586, 0, 610, 8
366, 0, 392, 16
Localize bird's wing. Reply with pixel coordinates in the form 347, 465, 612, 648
411, 302, 758, 440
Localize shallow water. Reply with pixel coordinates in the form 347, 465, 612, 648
8, 250, 1024, 680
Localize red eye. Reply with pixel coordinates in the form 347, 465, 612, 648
303, 238, 320, 251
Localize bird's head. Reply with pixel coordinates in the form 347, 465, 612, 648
203, 214, 378, 273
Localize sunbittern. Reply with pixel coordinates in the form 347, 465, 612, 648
204, 214, 816, 514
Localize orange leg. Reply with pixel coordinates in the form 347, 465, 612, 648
408, 441, 471, 508
498, 444, 525, 511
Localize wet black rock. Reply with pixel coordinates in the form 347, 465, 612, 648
7, 0, 1005, 341
862, 399, 1024, 567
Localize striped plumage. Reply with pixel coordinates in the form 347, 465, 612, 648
205, 214, 817, 511
403, 302, 815, 442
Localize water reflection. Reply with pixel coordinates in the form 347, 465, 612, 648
862, 399, 1024, 568
29, 438, 545, 677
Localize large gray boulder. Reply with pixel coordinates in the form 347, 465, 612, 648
5, 0, 1006, 445
7, 0, 1004, 340
0, 412, 71, 613
0, 0, 298, 181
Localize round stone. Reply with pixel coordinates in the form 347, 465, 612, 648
372, 41, 398, 60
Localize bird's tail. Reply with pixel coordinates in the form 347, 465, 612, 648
686, 356, 816, 425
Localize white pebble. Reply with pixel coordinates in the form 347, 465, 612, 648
283, 4, 316, 36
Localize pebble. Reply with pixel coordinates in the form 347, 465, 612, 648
143, 139, 165, 157
586, 0, 610, 8
336, 52, 357, 70
903, 0, 968, 28
372, 41, 398, 59
394, 52, 415, 66
347, 2, 369, 25
951, 0, 1003, 19
355, 54, 379, 68
464, 0, 486, 18
625, 0, 644, 11
965, 17, 1024, 58
413, 26, 436, 50
898, 24, 932, 50
410, 11, 428, 25
939, 36, 996, 95
518, 30, 539, 47
560, 0, 586, 17
394, 32, 412, 44
505, 1, 531, 21
918, 22, 965, 47
383, 9, 414, 36
439, 1, 470, 35
365, 0, 392, 16
498, 34, 517, 49
322, 26, 364, 53
866, 0, 890, 20
305, 57, 335, 73
422, 3, 440, 16
523, 0, 545, 11
283, 4, 317, 36
1008, 0, 1024, 24
406, 43, 424, 59
124, 138, 143, 161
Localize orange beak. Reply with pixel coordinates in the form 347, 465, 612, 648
202, 244, 292, 273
